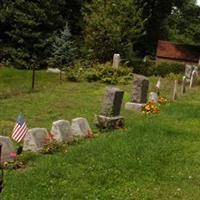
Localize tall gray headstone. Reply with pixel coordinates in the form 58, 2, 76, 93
100, 87, 124, 117
51, 120, 73, 142
125, 74, 149, 111
131, 74, 149, 103
96, 87, 124, 129
23, 128, 49, 152
0, 136, 15, 162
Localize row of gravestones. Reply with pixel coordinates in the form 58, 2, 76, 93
0, 117, 92, 161
1, 65, 199, 161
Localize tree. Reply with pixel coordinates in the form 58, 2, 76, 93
134, 0, 190, 56
83, 0, 145, 62
48, 22, 76, 69
0, 0, 66, 69
48, 22, 77, 79
167, 1, 200, 45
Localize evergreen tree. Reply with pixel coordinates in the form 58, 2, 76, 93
83, 0, 145, 62
48, 23, 77, 69
0, 0, 66, 68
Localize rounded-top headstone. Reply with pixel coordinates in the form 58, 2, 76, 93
23, 128, 49, 152
51, 120, 73, 143
71, 118, 92, 137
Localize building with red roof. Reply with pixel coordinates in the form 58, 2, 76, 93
156, 40, 200, 65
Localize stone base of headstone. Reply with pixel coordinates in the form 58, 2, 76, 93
95, 115, 124, 129
125, 102, 144, 112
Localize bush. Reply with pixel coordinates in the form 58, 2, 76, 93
148, 62, 185, 77
84, 63, 133, 84
66, 62, 133, 84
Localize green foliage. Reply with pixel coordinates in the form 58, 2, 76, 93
2, 68, 200, 199
48, 23, 77, 69
40, 141, 68, 154
69, 63, 134, 84
148, 62, 185, 77
167, 1, 200, 45
134, 0, 189, 56
83, 0, 145, 62
0, 0, 66, 68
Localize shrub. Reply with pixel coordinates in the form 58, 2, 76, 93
148, 62, 185, 77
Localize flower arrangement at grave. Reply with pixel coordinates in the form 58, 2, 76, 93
40, 132, 67, 154
158, 96, 167, 104
142, 102, 159, 114
0, 152, 26, 170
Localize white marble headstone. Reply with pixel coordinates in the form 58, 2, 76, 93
23, 128, 49, 152
51, 120, 73, 143
112, 54, 120, 68
148, 92, 158, 103
71, 118, 92, 137
0, 136, 15, 162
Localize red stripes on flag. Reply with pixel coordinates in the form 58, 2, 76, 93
12, 122, 28, 143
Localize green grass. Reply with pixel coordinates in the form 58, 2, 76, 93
1, 67, 200, 199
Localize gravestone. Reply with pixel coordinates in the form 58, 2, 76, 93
189, 70, 198, 88
23, 128, 48, 152
172, 80, 178, 101
51, 120, 73, 143
71, 118, 92, 137
148, 92, 158, 103
0, 136, 15, 162
112, 54, 120, 68
95, 87, 124, 128
185, 64, 193, 82
125, 74, 149, 111
181, 76, 186, 94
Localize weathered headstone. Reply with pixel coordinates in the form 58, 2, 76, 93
23, 128, 48, 152
148, 92, 158, 103
51, 120, 73, 143
95, 87, 124, 128
112, 54, 120, 68
71, 118, 92, 137
181, 76, 186, 94
125, 74, 149, 111
185, 64, 193, 82
0, 136, 15, 162
189, 70, 198, 88
172, 80, 178, 101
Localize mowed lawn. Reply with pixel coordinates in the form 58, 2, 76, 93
1, 67, 200, 199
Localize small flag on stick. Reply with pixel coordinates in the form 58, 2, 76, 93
12, 112, 28, 143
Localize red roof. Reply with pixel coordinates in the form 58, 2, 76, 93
156, 40, 200, 63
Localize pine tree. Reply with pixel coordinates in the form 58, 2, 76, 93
0, 0, 66, 69
48, 23, 77, 70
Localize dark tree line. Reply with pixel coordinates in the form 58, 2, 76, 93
0, 0, 199, 68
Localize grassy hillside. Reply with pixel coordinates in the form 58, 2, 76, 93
1, 67, 200, 200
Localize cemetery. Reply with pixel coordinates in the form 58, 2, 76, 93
0, 0, 200, 199
1, 64, 200, 199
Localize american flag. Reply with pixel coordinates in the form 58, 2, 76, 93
12, 112, 28, 143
